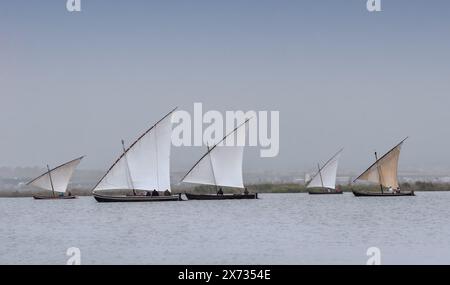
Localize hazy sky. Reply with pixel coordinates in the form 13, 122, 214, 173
1, 1, 450, 174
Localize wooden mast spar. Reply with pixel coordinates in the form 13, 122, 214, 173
47, 164, 56, 198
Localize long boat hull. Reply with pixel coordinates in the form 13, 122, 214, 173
352, 190, 415, 197
308, 190, 343, 195
185, 193, 258, 200
93, 193, 182, 203
33, 195, 77, 200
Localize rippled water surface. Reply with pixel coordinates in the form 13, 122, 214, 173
1, 192, 450, 264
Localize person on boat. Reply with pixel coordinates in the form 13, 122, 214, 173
387, 186, 393, 193
152, 189, 159, 197
244, 188, 249, 195
164, 189, 171, 196
395, 187, 401, 194
217, 188, 224, 196
67, 191, 72, 197
146, 191, 151, 196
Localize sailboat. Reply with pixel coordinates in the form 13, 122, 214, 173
92, 108, 182, 202
307, 149, 344, 195
181, 119, 257, 200
27, 156, 84, 200
352, 137, 415, 197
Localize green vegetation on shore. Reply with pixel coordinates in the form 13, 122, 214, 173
2, 181, 450, 197
192, 182, 450, 194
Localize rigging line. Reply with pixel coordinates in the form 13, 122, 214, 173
180, 118, 252, 183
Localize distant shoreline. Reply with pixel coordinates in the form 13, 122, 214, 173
1, 181, 450, 197
244, 181, 450, 193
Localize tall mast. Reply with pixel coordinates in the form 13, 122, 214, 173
207, 145, 219, 193
317, 163, 324, 188
155, 129, 159, 191
47, 164, 56, 198
122, 139, 136, 196
374, 152, 384, 194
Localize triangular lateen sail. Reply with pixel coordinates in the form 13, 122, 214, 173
304, 173, 311, 185
183, 145, 244, 188
181, 119, 249, 189
354, 138, 407, 189
307, 149, 343, 190
93, 108, 176, 192
27, 156, 84, 193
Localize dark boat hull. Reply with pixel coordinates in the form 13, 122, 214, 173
185, 193, 258, 200
352, 190, 415, 197
93, 193, 182, 203
308, 190, 343, 195
33, 195, 76, 200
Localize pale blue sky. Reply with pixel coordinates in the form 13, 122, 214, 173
1, 1, 450, 174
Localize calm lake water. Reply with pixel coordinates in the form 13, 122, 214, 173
1, 192, 450, 265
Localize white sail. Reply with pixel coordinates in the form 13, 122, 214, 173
93, 108, 175, 192
182, 120, 248, 189
355, 138, 407, 189
307, 149, 343, 189
27, 156, 84, 193
304, 173, 311, 185
183, 145, 244, 188
181, 151, 216, 186
95, 156, 134, 190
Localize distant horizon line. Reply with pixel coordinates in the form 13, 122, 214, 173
2, 165, 450, 177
